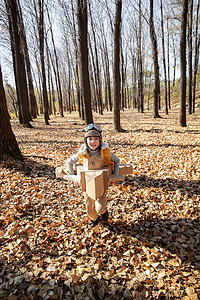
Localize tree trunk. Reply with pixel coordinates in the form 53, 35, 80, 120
46, 5, 64, 117
124, 55, 128, 109
46, 42, 53, 115
38, 0, 50, 125
149, 0, 161, 119
113, 0, 124, 132
160, 0, 168, 115
188, 0, 193, 114
99, 21, 112, 111
69, 0, 81, 118
77, 0, 93, 124
104, 34, 112, 111
7, 13, 22, 122
100, 42, 108, 110
33, 49, 43, 115
89, 57, 97, 113
147, 68, 152, 111
0, 65, 22, 160
89, 2, 103, 115
192, 0, 200, 113
88, 36, 99, 113
132, 56, 137, 109
172, 35, 176, 87
51, 76, 56, 115
180, 0, 188, 127
5, 0, 32, 128
192, 35, 200, 112
120, 44, 125, 111
66, 47, 72, 113
47, 44, 63, 114
18, 0, 38, 119
7, 84, 18, 117
167, 18, 171, 109
75, 63, 81, 118
138, 0, 144, 113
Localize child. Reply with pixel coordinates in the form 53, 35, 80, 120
66, 123, 120, 227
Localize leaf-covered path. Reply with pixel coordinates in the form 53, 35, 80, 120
1, 108, 200, 299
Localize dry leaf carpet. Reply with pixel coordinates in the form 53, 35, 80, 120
1, 108, 200, 299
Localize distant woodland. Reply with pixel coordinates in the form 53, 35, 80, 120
0, 0, 200, 130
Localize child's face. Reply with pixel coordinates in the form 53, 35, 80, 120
87, 136, 100, 151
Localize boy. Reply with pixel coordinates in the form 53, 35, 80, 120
66, 123, 120, 227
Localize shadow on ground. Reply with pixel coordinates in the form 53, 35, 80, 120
2, 157, 55, 178
127, 174, 200, 196
108, 216, 200, 271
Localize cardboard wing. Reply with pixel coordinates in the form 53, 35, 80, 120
56, 167, 69, 179
55, 164, 133, 196
109, 174, 124, 183
56, 167, 80, 183
118, 164, 133, 176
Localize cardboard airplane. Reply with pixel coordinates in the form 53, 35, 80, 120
56, 156, 133, 200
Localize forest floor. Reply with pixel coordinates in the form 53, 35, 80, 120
1, 107, 200, 300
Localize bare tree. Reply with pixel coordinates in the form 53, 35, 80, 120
99, 22, 112, 111
120, 41, 125, 110
66, 46, 73, 113
45, 39, 53, 115
7, 84, 18, 117
4, 0, 32, 128
172, 34, 176, 87
180, 0, 188, 127
167, 17, 171, 109
37, 0, 50, 125
46, 38, 63, 114
0, 65, 22, 160
138, 0, 144, 113
77, 0, 93, 124
89, 2, 103, 115
132, 54, 137, 109
192, 0, 200, 113
17, 0, 38, 119
60, 0, 82, 118
46, 4, 64, 117
188, 0, 193, 114
51, 75, 56, 115
113, 0, 124, 132
160, 0, 168, 115
70, 0, 82, 118
149, 0, 161, 118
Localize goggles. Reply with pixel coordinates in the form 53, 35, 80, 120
84, 123, 102, 133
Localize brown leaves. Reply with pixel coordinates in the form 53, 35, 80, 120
1, 111, 200, 299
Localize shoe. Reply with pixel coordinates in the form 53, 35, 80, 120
101, 211, 109, 222
88, 216, 100, 227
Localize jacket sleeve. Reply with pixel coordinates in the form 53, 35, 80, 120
66, 154, 79, 175
111, 152, 120, 175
